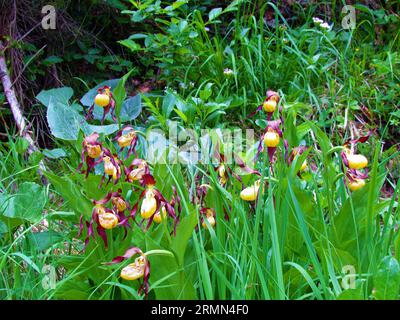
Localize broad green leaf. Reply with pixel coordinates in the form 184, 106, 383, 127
44, 172, 92, 219
0, 182, 46, 223
47, 99, 85, 140
171, 208, 198, 266
42, 55, 63, 66
337, 287, 364, 300
208, 8, 222, 21
47, 99, 118, 140
146, 234, 197, 300
114, 70, 134, 124
118, 39, 142, 52
162, 92, 177, 118
0, 220, 8, 234
15, 137, 30, 154
42, 148, 67, 159
173, 107, 188, 123
36, 87, 74, 107
27, 231, 64, 251
54, 278, 93, 300
373, 256, 400, 300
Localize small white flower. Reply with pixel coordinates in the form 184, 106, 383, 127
205, 27, 210, 32
223, 68, 234, 77
42, 219, 49, 228
179, 82, 187, 89
189, 81, 195, 87
312, 17, 324, 25
320, 22, 332, 30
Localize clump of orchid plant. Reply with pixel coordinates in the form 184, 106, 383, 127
79, 190, 131, 248
86, 86, 116, 124
213, 144, 260, 188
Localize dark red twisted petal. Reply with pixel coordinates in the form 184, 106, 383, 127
96, 225, 108, 249
267, 146, 277, 163
106, 246, 144, 265
77, 215, 84, 237
248, 104, 263, 118
234, 154, 261, 176
143, 174, 156, 186
138, 259, 151, 298
341, 151, 349, 168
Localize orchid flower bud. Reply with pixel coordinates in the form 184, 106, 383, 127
202, 216, 216, 228
128, 162, 147, 182
300, 159, 308, 171
94, 204, 106, 216
202, 208, 216, 228
218, 164, 228, 185
120, 256, 146, 281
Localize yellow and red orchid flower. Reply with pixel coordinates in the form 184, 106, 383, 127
100, 149, 122, 187
250, 90, 280, 120
114, 125, 139, 158
129, 174, 179, 233
213, 144, 260, 187
240, 179, 262, 202
77, 133, 103, 177
288, 146, 309, 172
346, 172, 367, 191
86, 86, 116, 124
200, 208, 216, 229
96, 190, 130, 222
124, 158, 149, 184
256, 119, 288, 163
106, 247, 151, 297
341, 131, 371, 169
78, 204, 119, 249
78, 190, 131, 248
340, 131, 372, 191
